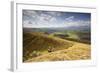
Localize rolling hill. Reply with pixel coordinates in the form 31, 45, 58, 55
25, 41, 91, 62
23, 32, 73, 61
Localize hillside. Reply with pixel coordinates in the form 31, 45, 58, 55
25, 42, 90, 62
23, 32, 73, 61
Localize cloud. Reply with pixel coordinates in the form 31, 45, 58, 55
65, 16, 74, 22
23, 10, 38, 19
63, 16, 90, 27
63, 20, 90, 28
36, 13, 58, 27
39, 13, 52, 22
23, 10, 90, 28
23, 20, 36, 28
23, 11, 58, 28
46, 11, 61, 17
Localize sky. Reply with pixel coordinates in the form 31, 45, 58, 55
23, 10, 91, 28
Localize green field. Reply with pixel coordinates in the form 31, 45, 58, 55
51, 30, 91, 44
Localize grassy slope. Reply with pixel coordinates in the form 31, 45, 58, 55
25, 42, 90, 62
23, 32, 73, 61
23, 32, 90, 62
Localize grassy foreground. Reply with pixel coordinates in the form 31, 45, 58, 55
23, 32, 91, 62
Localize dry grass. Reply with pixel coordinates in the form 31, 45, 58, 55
25, 42, 91, 62
23, 32, 73, 61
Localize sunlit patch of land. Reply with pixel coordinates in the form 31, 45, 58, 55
23, 32, 90, 62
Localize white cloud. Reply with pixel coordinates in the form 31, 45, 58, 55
23, 10, 38, 19
65, 16, 74, 22
36, 13, 58, 27
23, 20, 36, 28
46, 11, 61, 17
23, 10, 90, 28
39, 13, 52, 22
63, 16, 90, 28
63, 20, 90, 28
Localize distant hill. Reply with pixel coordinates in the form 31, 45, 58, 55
23, 25, 90, 33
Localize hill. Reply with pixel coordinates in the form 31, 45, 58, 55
25, 41, 90, 62
23, 32, 73, 61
